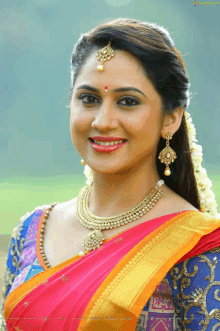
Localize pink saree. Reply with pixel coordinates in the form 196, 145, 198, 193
3, 208, 220, 330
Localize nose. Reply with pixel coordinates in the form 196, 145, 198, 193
91, 103, 119, 131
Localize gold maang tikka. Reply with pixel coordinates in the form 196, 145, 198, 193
96, 41, 114, 72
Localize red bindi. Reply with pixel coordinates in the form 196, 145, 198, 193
105, 86, 108, 91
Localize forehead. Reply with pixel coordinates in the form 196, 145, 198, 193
74, 49, 158, 100
83, 49, 142, 73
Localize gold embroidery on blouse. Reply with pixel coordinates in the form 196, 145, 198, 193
0, 206, 48, 331
1, 210, 33, 299
169, 250, 220, 330
210, 246, 220, 253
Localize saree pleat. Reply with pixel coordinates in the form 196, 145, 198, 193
4, 210, 220, 331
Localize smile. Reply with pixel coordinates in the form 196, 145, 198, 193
88, 139, 127, 153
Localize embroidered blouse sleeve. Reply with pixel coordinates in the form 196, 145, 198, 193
0, 208, 40, 331
166, 246, 220, 331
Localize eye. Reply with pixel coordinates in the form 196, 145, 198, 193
78, 94, 99, 104
77, 94, 140, 107
119, 97, 140, 106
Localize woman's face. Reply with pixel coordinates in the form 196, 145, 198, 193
70, 49, 164, 175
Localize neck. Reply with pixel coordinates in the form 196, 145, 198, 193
87, 162, 164, 218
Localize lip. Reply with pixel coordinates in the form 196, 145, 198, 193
90, 136, 127, 142
88, 139, 127, 153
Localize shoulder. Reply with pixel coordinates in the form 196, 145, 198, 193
166, 247, 220, 329
1, 205, 49, 294
52, 197, 78, 216
6, 204, 52, 258
44, 197, 78, 227
162, 186, 200, 213
12, 204, 51, 237
176, 199, 200, 212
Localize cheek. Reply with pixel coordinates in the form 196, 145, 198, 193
70, 112, 93, 151
125, 112, 151, 137
126, 112, 160, 147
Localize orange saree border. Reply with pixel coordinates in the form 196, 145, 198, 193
78, 211, 220, 331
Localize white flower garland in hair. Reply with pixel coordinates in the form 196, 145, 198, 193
184, 111, 218, 218
83, 111, 218, 218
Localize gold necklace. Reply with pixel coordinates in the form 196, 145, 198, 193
39, 179, 164, 268
77, 179, 164, 256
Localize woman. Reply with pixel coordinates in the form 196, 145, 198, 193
1, 18, 220, 331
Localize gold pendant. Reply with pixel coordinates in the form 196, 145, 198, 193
96, 41, 114, 71
158, 146, 177, 165
82, 230, 105, 252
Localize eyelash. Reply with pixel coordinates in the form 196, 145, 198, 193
77, 94, 140, 107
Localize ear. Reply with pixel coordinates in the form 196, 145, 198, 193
160, 107, 184, 139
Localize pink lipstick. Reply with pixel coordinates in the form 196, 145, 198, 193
88, 139, 127, 153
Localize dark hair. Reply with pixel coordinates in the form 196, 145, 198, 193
69, 17, 201, 210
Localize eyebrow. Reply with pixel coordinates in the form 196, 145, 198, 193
76, 84, 146, 97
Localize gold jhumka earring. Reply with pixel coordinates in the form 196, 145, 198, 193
158, 132, 177, 176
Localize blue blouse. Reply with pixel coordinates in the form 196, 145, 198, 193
1, 206, 220, 331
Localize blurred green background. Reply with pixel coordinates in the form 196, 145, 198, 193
1, 0, 220, 236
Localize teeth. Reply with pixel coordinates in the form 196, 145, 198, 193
93, 139, 124, 146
